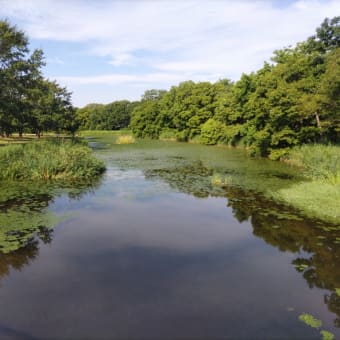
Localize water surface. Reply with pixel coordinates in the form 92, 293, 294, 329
0, 138, 339, 339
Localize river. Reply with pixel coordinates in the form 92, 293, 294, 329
0, 136, 339, 339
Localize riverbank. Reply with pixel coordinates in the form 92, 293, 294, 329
0, 139, 106, 181
272, 144, 340, 224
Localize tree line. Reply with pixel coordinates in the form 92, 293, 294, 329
127, 17, 339, 159
2, 17, 339, 157
0, 20, 77, 137
76, 101, 139, 131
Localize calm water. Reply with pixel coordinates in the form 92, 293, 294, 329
0, 138, 339, 339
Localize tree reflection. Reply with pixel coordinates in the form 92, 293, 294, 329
0, 238, 40, 279
145, 162, 340, 327
0, 177, 103, 253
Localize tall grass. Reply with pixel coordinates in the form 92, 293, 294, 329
0, 140, 106, 181
116, 135, 135, 144
286, 144, 340, 185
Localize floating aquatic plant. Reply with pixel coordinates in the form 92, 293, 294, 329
298, 313, 322, 328
320, 330, 335, 340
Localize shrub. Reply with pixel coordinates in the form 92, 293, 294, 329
159, 128, 178, 141
200, 119, 227, 145
0, 141, 106, 181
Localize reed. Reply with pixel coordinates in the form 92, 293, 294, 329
286, 144, 340, 185
116, 135, 135, 144
0, 140, 106, 181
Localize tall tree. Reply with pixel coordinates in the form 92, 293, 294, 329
0, 20, 44, 136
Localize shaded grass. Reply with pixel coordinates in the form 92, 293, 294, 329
0, 133, 73, 144
0, 140, 106, 181
78, 129, 132, 137
267, 144, 340, 224
270, 181, 340, 224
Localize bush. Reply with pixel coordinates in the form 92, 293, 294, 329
200, 119, 227, 145
0, 141, 106, 181
159, 128, 178, 141
268, 148, 290, 161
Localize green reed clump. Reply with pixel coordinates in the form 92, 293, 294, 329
0, 140, 106, 181
116, 135, 135, 144
286, 144, 340, 185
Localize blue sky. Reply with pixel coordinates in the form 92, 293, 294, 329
0, 0, 338, 107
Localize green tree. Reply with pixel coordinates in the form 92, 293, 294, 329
0, 20, 76, 137
0, 20, 44, 136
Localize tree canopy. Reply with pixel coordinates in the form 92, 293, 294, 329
128, 16, 339, 158
76, 100, 138, 131
0, 20, 77, 137
2, 17, 339, 156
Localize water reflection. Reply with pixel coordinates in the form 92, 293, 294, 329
0, 228, 54, 281
0, 178, 102, 253
145, 161, 340, 328
0, 140, 339, 338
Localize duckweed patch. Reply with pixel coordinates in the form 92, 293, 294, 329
320, 330, 335, 340
299, 313, 322, 328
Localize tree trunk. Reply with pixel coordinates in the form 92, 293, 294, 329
314, 112, 321, 128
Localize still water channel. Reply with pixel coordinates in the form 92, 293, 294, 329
0, 137, 339, 339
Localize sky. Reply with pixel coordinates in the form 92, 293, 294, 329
0, 0, 338, 107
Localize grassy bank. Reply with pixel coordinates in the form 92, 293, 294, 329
0, 140, 106, 181
269, 145, 340, 224
285, 144, 340, 185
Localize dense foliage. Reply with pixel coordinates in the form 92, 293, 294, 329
76, 100, 138, 130
0, 20, 77, 137
129, 17, 340, 158
0, 140, 105, 180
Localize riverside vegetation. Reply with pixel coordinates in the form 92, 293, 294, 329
74, 17, 340, 223
1, 17, 339, 223
76, 17, 340, 159
0, 20, 105, 180
0, 17, 339, 339
0, 140, 105, 181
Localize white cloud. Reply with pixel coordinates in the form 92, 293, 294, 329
1, 0, 338, 106
46, 56, 65, 65
56, 71, 220, 86
108, 53, 135, 67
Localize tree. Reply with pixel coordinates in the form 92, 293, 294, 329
306, 16, 340, 53
0, 20, 76, 137
0, 20, 45, 136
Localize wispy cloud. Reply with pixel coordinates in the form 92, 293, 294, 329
1, 0, 338, 105
46, 56, 65, 65
56, 71, 220, 86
